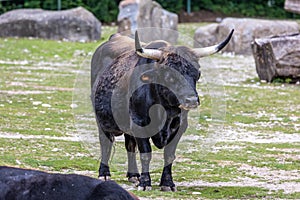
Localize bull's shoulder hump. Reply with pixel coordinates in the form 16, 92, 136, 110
92, 51, 139, 92
92, 35, 135, 62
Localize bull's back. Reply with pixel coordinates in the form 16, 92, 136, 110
91, 34, 136, 89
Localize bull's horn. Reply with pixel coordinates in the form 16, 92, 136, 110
194, 29, 234, 58
135, 31, 162, 60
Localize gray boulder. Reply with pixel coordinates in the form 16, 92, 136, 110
218, 18, 299, 54
194, 23, 218, 48
0, 7, 101, 42
194, 18, 299, 55
285, 0, 300, 14
252, 33, 300, 82
118, 0, 178, 44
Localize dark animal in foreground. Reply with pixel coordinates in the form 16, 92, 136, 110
91, 30, 233, 191
0, 166, 138, 200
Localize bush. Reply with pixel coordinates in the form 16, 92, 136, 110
84, 0, 119, 23
0, 0, 299, 23
0, 0, 119, 23
156, 0, 184, 14
190, 0, 298, 19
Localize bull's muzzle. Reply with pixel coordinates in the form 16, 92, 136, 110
179, 96, 199, 110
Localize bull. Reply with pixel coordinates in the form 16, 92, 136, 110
0, 166, 138, 200
91, 29, 233, 191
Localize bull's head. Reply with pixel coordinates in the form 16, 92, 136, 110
134, 30, 234, 111
135, 29, 234, 60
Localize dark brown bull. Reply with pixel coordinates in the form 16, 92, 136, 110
0, 166, 139, 200
91, 30, 233, 191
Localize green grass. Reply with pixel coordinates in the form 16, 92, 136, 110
132, 186, 270, 199
0, 24, 299, 199
0, 138, 98, 171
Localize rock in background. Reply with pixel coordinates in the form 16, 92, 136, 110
193, 23, 218, 48
0, 7, 101, 42
118, 0, 178, 44
194, 18, 299, 55
284, 0, 300, 14
252, 34, 300, 82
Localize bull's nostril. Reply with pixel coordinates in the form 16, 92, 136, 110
185, 97, 199, 105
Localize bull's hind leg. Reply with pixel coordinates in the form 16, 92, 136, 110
124, 134, 140, 183
136, 138, 152, 191
98, 132, 114, 180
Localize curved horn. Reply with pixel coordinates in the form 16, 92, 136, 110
135, 31, 162, 60
194, 29, 234, 58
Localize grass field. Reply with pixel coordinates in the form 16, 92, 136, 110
0, 24, 299, 199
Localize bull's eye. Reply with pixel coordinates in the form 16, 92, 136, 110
141, 74, 150, 82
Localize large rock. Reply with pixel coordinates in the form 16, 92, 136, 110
193, 23, 218, 48
194, 18, 299, 54
0, 7, 101, 42
118, 0, 178, 44
252, 33, 300, 82
218, 18, 299, 54
284, 0, 300, 14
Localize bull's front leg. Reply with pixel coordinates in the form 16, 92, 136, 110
160, 163, 175, 191
160, 113, 188, 192
136, 138, 152, 191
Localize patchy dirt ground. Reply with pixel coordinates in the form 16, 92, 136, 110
197, 55, 299, 197
0, 26, 299, 199
72, 52, 300, 198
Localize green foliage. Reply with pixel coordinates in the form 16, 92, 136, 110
190, 0, 298, 19
272, 77, 293, 84
0, 0, 299, 23
156, 0, 184, 14
84, 0, 119, 23
0, 0, 119, 23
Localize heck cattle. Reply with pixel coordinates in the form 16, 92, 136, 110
91, 30, 233, 191
0, 166, 138, 200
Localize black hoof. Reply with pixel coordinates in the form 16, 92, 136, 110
161, 186, 177, 192
99, 162, 111, 178
128, 176, 139, 184
127, 172, 140, 184
98, 176, 111, 181
137, 172, 151, 190
138, 186, 152, 191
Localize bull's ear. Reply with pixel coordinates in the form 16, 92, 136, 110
140, 70, 156, 83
